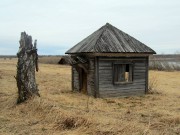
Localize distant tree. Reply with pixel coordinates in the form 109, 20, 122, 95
16, 32, 39, 104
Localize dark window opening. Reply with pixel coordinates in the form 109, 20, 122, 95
113, 64, 133, 84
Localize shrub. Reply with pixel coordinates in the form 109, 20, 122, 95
148, 74, 159, 94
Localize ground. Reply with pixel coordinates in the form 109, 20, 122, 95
0, 58, 180, 135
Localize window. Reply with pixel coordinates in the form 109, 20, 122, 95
113, 64, 133, 84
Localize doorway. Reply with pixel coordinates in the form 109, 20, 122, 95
79, 68, 87, 94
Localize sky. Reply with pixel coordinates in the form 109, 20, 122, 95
0, 0, 180, 55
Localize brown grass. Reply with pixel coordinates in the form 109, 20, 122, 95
0, 58, 180, 135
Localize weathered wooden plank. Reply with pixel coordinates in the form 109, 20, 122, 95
134, 65, 146, 67
134, 79, 145, 81
134, 67, 146, 70
99, 60, 145, 64
99, 72, 145, 78
134, 74, 145, 77
99, 77, 145, 82
134, 73, 145, 75
94, 57, 99, 97
72, 67, 79, 91
99, 84, 145, 89
87, 58, 95, 96
145, 57, 149, 93
99, 80, 145, 84
134, 77, 145, 80
99, 91, 145, 98
132, 77, 145, 80
134, 76, 145, 79
98, 77, 146, 82
99, 63, 112, 67
99, 89, 145, 94
101, 89, 145, 93
134, 74, 145, 76
134, 68, 146, 71
99, 70, 112, 74
99, 58, 146, 61
99, 87, 145, 92
135, 70, 145, 73
99, 67, 112, 70
99, 72, 112, 75
99, 87, 145, 91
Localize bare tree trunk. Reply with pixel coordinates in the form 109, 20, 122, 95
16, 32, 40, 104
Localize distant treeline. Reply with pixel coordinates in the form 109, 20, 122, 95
0, 55, 65, 58
0, 55, 17, 58
149, 54, 180, 61
149, 54, 180, 71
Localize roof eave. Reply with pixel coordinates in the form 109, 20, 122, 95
65, 52, 156, 58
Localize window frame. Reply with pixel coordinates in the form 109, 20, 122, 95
112, 62, 134, 85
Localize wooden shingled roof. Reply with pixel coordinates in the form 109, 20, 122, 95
66, 23, 156, 54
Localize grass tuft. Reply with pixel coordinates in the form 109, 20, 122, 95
54, 116, 90, 130
148, 74, 159, 94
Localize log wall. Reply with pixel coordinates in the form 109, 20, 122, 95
98, 57, 148, 97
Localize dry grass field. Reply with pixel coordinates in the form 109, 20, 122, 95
0, 58, 180, 135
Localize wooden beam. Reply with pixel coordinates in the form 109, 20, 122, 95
94, 57, 99, 98
145, 56, 149, 94
85, 53, 153, 57
77, 64, 88, 73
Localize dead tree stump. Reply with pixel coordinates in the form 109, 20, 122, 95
16, 32, 40, 104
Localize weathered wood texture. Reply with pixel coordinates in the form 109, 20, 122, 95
98, 57, 147, 97
72, 58, 95, 96
16, 32, 39, 103
145, 57, 149, 93
59, 55, 88, 65
72, 67, 80, 91
87, 58, 95, 96
65, 23, 155, 98
94, 57, 99, 97
66, 23, 156, 54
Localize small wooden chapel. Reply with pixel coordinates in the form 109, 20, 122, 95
64, 23, 156, 97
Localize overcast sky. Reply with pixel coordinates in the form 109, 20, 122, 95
0, 0, 180, 55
